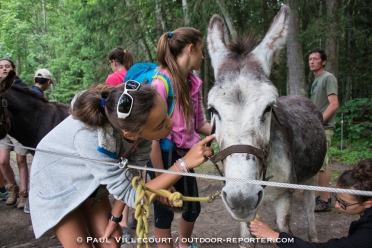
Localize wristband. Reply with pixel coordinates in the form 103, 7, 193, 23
177, 158, 188, 172
109, 213, 123, 223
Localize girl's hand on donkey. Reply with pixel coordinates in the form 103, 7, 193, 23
183, 134, 215, 169
249, 219, 280, 241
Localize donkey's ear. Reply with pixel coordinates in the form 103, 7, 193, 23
251, 5, 290, 77
0, 70, 16, 94
207, 14, 230, 79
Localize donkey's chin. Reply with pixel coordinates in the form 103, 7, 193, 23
226, 206, 258, 222
222, 198, 259, 221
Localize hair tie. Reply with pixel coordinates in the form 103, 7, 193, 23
167, 31, 172, 38
100, 98, 106, 110
123, 50, 127, 54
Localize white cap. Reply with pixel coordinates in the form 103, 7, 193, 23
34, 69, 54, 83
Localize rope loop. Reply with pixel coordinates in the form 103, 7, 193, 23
131, 176, 220, 247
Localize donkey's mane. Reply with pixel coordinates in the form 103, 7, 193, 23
227, 33, 261, 57
10, 84, 49, 103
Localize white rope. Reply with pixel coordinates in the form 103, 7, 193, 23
3, 141, 372, 197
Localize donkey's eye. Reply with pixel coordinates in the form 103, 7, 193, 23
208, 106, 220, 121
261, 106, 272, 122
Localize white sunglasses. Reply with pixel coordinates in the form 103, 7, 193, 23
117, 80, 141, 119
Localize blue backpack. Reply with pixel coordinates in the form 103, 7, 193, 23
124, 63, 175, 117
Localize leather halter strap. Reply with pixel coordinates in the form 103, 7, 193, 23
210, 145, 265, 164
206, 114, 274, 185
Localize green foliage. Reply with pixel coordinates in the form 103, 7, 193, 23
334, 98, 372, 141
328, 139, 372, 165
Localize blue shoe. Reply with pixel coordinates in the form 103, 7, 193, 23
0, 189, 9, 201
121, 227, 132, 243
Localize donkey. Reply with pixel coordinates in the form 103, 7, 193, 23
0, 70, 70, 154
207, 5, 326, 245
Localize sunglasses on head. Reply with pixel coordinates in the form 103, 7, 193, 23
332, 192, 363, 210
117, 80, 141, 119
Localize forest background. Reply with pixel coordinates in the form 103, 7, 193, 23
0, 0, 371, 163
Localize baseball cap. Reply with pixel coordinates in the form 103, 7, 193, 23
34, 69, 54, 84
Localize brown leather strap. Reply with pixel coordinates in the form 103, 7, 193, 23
210, 144, 265, 164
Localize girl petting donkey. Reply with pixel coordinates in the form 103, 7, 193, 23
250, 159, 372, 247
147, 27, 211, 248
29, 82, 214, 248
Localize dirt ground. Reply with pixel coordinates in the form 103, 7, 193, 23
0, 155, 357, 248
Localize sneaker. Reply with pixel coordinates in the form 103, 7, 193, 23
315, 196, 332, 212
176, 243, 198, 248
23, 198, 30, 214
6, 183, 19, 206
121, 227, 131, 243
0, 189, 9, 201
127, 215, 137, 229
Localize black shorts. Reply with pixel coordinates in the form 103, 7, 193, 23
147, 151, 201, 229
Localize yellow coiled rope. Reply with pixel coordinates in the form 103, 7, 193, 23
131, 176, 220, 248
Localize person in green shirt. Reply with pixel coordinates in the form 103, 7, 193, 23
309, 48, 339, 212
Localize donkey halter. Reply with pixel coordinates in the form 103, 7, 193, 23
207, 113, 277, 187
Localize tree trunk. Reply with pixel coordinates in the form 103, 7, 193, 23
182, 0, 189, 25
42, 0, 47, 33
215, 0, 237, 39
285, 0, 307, 97
155, 0, 166, 38
325, 0, 340, 79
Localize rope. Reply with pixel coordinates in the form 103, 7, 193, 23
2, 140, 372, 196
131, 176, 216, 248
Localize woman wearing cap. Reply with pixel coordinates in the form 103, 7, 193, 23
0, 58, 29, 211
105, 47, 134, 86
29, 82, 214, 247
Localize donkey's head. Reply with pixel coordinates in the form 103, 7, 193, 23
207, 5, 290, 221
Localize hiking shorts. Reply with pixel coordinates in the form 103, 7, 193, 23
0, 135, 28, 156
320, 129, 334, 171
147, 150, 201, 229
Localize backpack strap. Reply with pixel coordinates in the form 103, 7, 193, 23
153, 70, 175, 117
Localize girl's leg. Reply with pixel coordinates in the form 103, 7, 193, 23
80, 196, 122, 248
178, 219, 195, 248
53, 206, 92, 248
16, 154, 28, 209
0, 149, 19, 205
119, 205, 129, 227
0, 149, 16, 185
154, 228, 172, 248
16, 154, 28, 191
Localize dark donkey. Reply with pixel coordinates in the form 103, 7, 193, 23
207, 5, 326, 246
0, 70, 70, 153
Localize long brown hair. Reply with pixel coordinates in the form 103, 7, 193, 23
70, 84, 158, 134
156, 27, 203, 129
108, 47, 134, 70
337, 159, 372, 202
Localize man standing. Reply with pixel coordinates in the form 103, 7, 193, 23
32, 69, 53, 95
309, 49, 339, 212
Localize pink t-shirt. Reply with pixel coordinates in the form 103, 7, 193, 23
105, 69, 128, 86
151, 69, 205, 149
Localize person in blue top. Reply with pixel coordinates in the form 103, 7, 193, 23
31, 68, 53, 95
249, 159, 372, 248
